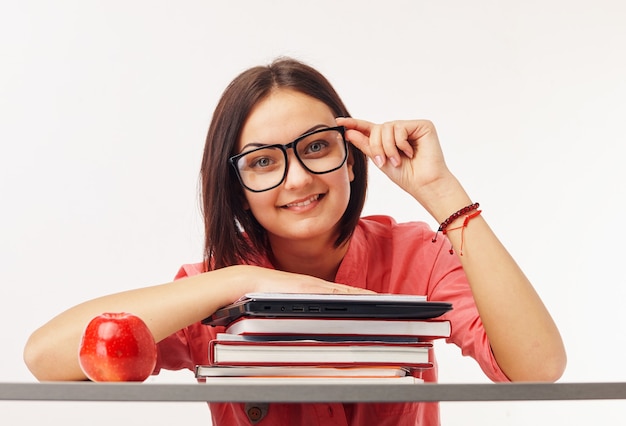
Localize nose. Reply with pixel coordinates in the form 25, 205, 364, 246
283, 151, 313, 190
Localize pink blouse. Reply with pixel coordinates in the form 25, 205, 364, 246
154, 215, 510, 425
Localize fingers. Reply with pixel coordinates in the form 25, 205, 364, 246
329, 283, 376, 294
301, 279, 375, 295
335, 117, 372, 135
394, 123, 415, 159
335, 117, 375, 159
368, 124, 386, 168
336, 117, 416, 168
382, 123, 402, 167
252, 267, 375, 295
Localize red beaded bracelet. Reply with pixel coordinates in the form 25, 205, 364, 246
432, 202, 481, 255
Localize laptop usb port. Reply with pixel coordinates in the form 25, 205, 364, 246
308, 306, 321, 312
292, 305, 305, 312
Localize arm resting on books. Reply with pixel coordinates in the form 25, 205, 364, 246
23, 265, 373, 381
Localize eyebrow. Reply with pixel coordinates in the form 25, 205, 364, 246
239, 123, 331, 152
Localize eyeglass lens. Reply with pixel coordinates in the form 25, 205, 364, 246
234, 128, 346, 192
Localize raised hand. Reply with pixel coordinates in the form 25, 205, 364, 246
336, 117, 462, 217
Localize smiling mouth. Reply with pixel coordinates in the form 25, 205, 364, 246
283, 194, 323, 208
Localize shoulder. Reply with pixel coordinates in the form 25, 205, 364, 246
353, 215, 444, 268
340, 216, 455, 294
355, 215, 454, 272
357, 215, 435, 241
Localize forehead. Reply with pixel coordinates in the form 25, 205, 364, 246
239, 89, 336, 149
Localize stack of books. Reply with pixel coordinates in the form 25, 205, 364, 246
195, 293, 452, 384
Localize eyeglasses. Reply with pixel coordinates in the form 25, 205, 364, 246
229, 126, 348, 193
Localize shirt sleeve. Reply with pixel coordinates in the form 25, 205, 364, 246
358, 216, 510, 383
426, 240, 511, 382
152, 263, 214, 375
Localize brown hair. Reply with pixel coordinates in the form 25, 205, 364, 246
200, 57, 368, 270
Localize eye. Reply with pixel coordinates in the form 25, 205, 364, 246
239, 147, 284, 170
250, 156, 274, 168
303, 140, 329, 156
308, 142, 325, 153
250, 157, 272, 167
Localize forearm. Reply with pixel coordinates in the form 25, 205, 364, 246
450, 216, 565, 381
24, 266, 248, 381
24, 265, 370, 381
415, 179, 566, 382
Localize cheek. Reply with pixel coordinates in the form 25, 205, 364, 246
329, 169, 353, 204
244, 191, 275, 218
242, 186, 276, 211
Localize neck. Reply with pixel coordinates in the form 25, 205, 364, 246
269, 235, 349, 282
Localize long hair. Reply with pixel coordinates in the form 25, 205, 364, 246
200, 57, 368, 270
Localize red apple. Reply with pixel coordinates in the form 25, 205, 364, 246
78, 312, 157, 382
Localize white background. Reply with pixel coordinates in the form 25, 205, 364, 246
2, 1, 626, 424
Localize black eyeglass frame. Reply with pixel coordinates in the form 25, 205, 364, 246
229, 126, 349, 193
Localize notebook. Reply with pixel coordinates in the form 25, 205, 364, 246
202, 292, 452, 327
194, 365, 412, 378
208, 339, 432, 367
221, 317, 451, 340
196, 376, 424, 385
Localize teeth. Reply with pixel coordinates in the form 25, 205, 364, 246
285, 194, 320, 208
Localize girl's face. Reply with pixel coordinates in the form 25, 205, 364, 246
237, 89, 354, 246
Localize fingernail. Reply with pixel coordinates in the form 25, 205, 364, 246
390, 157, 400, 167
374, 156, 384, 168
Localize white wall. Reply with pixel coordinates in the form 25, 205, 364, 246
2, 1, 625, 424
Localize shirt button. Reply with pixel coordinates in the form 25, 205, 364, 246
248, 406, 262, 421
245, 403, 269, 423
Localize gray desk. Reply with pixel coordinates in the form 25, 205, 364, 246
1, 382, 625, 403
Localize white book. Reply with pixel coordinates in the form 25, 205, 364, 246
209, 339, 432, 367
199, 376, 424, 385
195, 365, 412, 378
224, 317, 451, 339
215, 333, 420, 344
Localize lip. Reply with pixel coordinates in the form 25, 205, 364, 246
281, 193, 324, 209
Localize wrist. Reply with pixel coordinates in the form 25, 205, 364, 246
210, 265, 254, 304
437, 202, 481, 233
431, 202, 482, 256
410, 175, 473, 224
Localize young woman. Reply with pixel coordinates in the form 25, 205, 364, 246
24, 57, 566, 425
